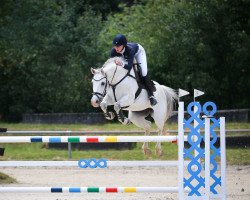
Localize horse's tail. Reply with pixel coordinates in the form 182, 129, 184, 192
161, 86, 178, 121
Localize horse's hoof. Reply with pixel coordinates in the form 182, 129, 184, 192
104, 112, 115, 120
104, 112, 113, 120
143, 148, 152, 156
120, 117, 130, 125
109, 112, 115, 120
163, 130, 170, 135
155, 148, 163, 157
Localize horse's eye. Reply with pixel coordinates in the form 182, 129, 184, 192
101, 82, 105, 86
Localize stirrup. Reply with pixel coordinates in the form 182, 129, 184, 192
149, 96, 157, 106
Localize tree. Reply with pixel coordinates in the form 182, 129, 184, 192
0, 0, 104, 121
98, 0, 250, 108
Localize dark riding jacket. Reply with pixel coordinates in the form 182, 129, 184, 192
110, 42, 139, 71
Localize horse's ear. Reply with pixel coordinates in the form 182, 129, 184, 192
91, 67, 96, 74
101, 68, 104, 74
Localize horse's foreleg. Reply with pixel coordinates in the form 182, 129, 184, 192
114, 102, 130, 125
155, 129, 163, 157
100, 95, 115, 120
113, 94, 134, 125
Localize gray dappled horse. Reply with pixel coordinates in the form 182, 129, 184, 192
91, 57, 177, 157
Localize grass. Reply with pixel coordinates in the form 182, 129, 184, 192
0, 122, 249, 134
0, 143, 178, 161
227, 147, 250, 165
0, 122, 155, 131
0, 172, 16, 184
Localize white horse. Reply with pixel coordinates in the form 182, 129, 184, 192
91, 57, 177, 157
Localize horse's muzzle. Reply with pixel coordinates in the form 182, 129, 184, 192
91, 96, 100, 108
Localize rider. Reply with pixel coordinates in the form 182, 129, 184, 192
110, 34, 157, 106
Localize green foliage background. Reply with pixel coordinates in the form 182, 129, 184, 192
0, 0, 249, 121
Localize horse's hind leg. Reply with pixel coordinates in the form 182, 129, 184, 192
155, 129, 163, 157
142, 129, 151, 156
128, 111, 152, 156
151, 108, 166, 157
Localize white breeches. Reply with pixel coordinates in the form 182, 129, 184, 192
135, 44, 148, 77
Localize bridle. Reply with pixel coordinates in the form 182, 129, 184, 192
92, 76, 107, 102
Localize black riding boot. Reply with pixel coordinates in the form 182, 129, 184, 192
143, 74, 158, 106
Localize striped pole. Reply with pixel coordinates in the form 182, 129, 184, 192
0, 186, 190, 193
0, 135, 188, 143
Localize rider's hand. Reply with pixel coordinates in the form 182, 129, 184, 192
115, 59, 124, 67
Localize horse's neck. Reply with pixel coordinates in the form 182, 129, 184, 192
103, 57, 136, 85
106, 66, 129, 85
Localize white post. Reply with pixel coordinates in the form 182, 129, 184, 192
220, 117, 226, 200
68, 131, 72, 159
193, 88, 205, 171
205, 118, 211, 200
178, 102, 185, 200
193, 104, 200, 170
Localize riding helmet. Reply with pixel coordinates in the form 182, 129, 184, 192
113, 34, 127, 46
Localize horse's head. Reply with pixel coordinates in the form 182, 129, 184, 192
90, 67, 107, 108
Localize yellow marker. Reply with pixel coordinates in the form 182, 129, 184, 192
124, 187, 136, 193
105, 136, 117, 142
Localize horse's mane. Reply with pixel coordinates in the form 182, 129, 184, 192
102, 57, 124, 68
102, 57, 117, 68
95, 67, 102, 71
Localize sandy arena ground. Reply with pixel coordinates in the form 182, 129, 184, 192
0, 165, 249, 200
